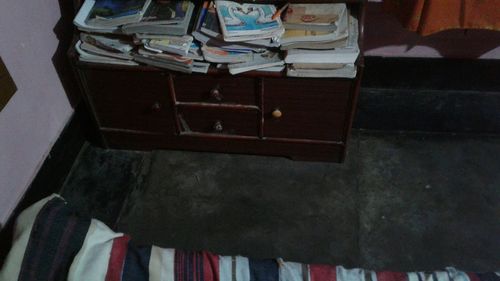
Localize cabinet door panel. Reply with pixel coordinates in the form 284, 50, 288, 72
82, 69, 174, 134
263, 78, 351, 141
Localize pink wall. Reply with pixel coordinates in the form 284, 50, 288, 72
364, 2, 500, 59
0, 1, 73, 226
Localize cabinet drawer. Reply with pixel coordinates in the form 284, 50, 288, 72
263, 78, 352, 141
177, 106, 259, 136
82, 69, 174, 134
173, 75, 258, 105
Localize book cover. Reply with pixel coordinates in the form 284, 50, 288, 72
90, 0, 147, 19
284, 3, 345, 26
215, 0, 282, 36
141, 0, 191, 23
201, 2, 221, 37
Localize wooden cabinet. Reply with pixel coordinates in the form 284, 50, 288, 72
70, 1, 365, 162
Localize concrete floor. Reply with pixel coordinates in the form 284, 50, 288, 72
60, 130, 500, 272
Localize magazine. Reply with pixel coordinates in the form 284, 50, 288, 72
86, 0, 152, 27
192, 2, 279, 48
228, 51, 284, 75
214, 0, 284, 41
121, 0, 195, 35
280, 7, 349, 46
283, 3, 346, 31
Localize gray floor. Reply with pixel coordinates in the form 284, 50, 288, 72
60, 130, 500, 272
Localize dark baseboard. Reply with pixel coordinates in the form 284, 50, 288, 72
0, 103, 87, 266
362, 56, 500, 92
355, 57, 500, 133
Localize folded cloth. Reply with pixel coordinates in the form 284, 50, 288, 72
1, 195, 499, 281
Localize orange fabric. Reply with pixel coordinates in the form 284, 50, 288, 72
383, 0, 500, 36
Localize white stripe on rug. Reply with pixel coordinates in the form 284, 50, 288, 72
149, 247, 175, 281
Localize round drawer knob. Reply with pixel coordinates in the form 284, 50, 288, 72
213, 120, 223, 132
272, 108, 282, 119
210, 88, 223, 101
151, 102, 161, 112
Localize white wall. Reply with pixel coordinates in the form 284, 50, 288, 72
0, 0, 73, 226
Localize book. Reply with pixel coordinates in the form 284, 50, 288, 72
86, 0, 152, 27
201, 45, 253, 63
214, 0, 284, 41
283, 3, 346, 32
74, 0, 118, 33
80, 41, 134, 60
76, 41, 138, 65
192, 61, 210, 73
228, 51, 284, 75
280, 7, 348, 46
255, 65, 285, 72
279, 38, 348, 50
80, 33, 135, 53
192, 2, 278, 49
287, 63, 356, 78
121, 0, 195, 35
143, 35, 193, 56
292, 63, 345, 70
284, 14, 359, 64
133, 48, 193, 73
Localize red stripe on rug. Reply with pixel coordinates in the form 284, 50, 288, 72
203, 252, 220, 281
310, 264, 337, 281
377, 272, 408, 281
467, 273, 481, 281
105, 235, 131, 281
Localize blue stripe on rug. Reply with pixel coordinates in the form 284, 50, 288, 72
122, 243, 152, 281
478, 273, 500, 281
249, 258, 279, 281
18, 197, 90, 281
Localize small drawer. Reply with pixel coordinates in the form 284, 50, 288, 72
173, 75, 258, 105
177, 106, 259, 136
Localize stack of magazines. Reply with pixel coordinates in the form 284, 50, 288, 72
193, 0, 285, 74
73, 0, 209, 73
72, 0, 360, 77
281, 3, 359, 78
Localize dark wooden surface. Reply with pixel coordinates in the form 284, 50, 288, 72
178, 105, 260, 136
263, 78, 352, 141
173, 74, 258, 105
82, 69, 175, 134
102, 129, 345, 162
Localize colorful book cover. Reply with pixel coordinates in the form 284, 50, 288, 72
90, 0, 147, 19
284, 4, 345, 26
216, 1, 281, 34
201, 2, 221, 35
141, 0, 190, 23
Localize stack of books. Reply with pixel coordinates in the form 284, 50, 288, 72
193, 0, 285, 74
76, 33, 138, 66
73, 0, 208, 73
72, 0, 360, 77
281, 3, 360, 78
